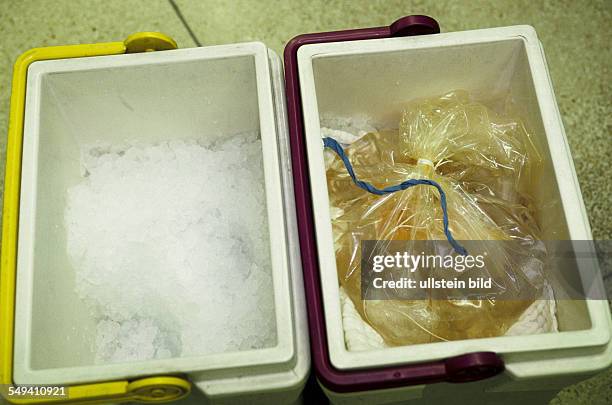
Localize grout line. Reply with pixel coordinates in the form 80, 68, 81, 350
168, 0, 202, 47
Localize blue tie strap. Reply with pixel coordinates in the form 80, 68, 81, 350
323, 137, 467, 256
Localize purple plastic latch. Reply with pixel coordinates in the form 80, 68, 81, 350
390, 15, 441, 37
283, 16, 505, 393
445, 352, 505, 383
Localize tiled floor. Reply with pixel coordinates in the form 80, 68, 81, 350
0, 1, 610, 404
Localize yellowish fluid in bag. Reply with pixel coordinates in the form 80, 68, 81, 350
326, 91, 545, 345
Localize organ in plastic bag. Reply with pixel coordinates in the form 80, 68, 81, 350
325, 91, 547, 345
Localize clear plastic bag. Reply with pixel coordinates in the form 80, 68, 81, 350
326, 91, 547, 345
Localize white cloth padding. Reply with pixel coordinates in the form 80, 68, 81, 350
340, 286, 558, 351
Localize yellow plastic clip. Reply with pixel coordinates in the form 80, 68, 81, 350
127, 377, 191, 402
124, 32, 178, 53
0, 33, 189, 405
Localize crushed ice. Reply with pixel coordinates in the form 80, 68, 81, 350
65, 133, 276, 363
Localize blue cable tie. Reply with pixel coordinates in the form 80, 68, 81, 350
323, 137, 468, 256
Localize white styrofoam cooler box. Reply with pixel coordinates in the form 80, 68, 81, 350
14, 42, 309, 404
297, 26, 611, 404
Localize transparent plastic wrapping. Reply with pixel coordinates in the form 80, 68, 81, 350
325, 91, 548, 345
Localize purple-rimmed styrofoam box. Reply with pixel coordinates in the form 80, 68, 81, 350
284, 16, 611, 405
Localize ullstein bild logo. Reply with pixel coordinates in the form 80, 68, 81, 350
360, 240, 610, 301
